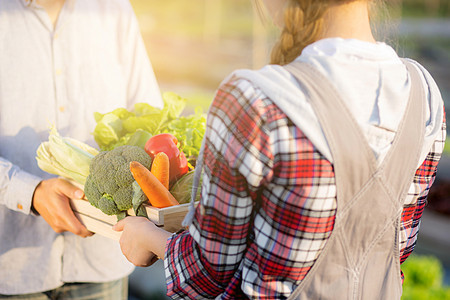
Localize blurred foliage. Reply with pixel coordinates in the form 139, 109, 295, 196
128, 1, 450, 113
129, 1, 450, 37
401, 254, 450, 300
402, 0, 450, 18
129, 0, 274, 110
444, 142, 450, 156
130, 0, 256, 38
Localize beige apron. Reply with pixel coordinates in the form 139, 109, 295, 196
283, 59, 425, 300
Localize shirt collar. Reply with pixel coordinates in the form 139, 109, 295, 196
21, 0, 76, 10
22, 0, 39, 9
21, 0, 76, 31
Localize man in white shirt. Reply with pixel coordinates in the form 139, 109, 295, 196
0, 0, 163, 298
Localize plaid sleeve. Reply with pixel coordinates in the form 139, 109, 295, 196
165, 77, 274, 299
399, 110, 446, 281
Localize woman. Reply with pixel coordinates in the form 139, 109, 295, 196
114, 0, 446, 299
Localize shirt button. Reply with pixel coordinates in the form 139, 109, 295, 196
59, 106, 65, 112
54, 33, 59, 39
17, 204, 23, 210
55, 69, 62, 76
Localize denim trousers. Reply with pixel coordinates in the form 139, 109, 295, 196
0, 277, 128, 300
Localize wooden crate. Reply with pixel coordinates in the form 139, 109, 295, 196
69, 197, 193, 241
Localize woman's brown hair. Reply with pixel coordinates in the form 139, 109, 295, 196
268, 0, 381, 65
271, 0, 328, 65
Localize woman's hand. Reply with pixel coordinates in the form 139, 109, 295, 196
113, 216, 171, 267
32, 178, 93, 238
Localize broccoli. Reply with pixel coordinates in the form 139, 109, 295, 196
84, 145, 152, 220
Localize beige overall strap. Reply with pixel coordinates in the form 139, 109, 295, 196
284, 62, 377, 205
378, 61, 426, 203
283, 60, 425, 299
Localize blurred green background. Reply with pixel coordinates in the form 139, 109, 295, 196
129, 0, 449, 113
127, 1, 450, 299
130, 0, 275, 111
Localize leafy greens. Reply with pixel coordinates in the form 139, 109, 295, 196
92, 92, 206, 160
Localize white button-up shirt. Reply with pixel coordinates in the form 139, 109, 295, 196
0, 0, 163, 294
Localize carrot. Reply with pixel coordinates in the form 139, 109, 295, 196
150, 152, 170, 189
130, 161, 179, 208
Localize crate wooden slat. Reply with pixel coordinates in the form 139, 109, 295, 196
73, 211, 122, 241
69, 198, 194, 241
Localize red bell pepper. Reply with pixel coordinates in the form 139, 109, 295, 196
144, 133, 189, 185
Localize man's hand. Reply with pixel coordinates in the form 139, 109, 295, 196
32, 178, 93, 238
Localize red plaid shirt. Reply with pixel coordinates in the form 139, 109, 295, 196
164, 78, 446, 299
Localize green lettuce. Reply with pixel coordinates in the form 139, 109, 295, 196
93, 92, 187, 150
92, 92, 206, 162
165, 107, 206, 159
